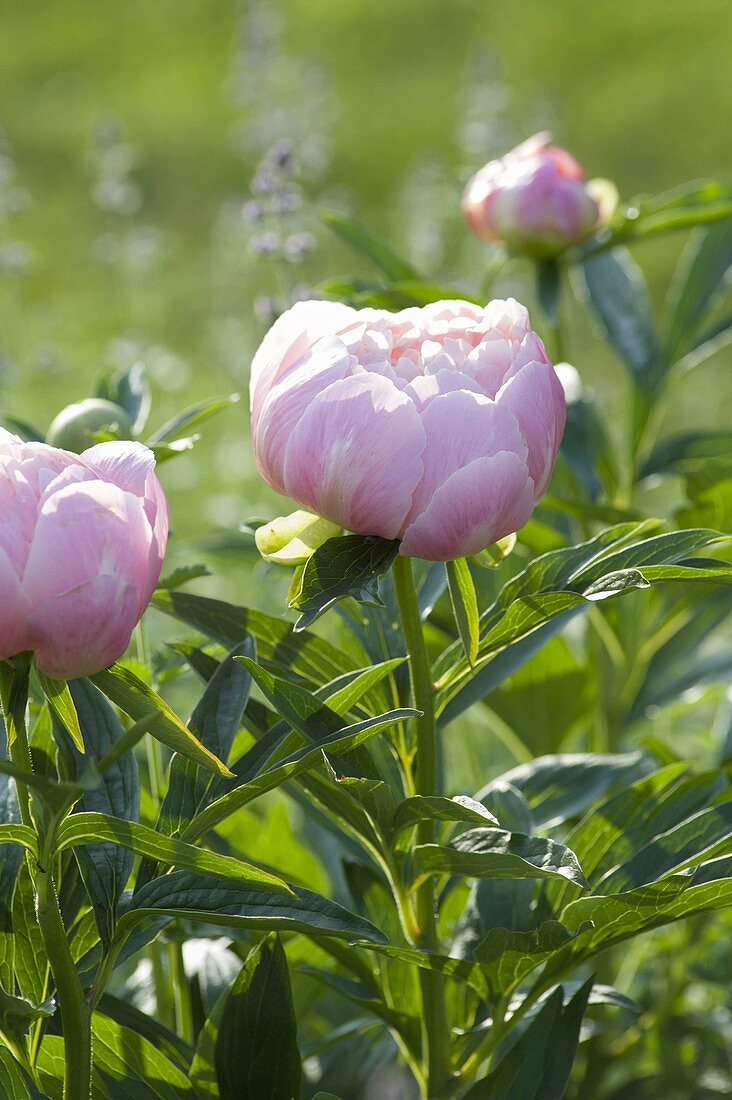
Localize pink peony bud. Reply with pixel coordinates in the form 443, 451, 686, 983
461, 133, 616, 259
0, 432, 169, 679
250, 298, 566, 562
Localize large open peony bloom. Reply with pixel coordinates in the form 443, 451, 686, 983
0, 431, 168, 679
250, 298, 566, 561
462, 133, 615, 259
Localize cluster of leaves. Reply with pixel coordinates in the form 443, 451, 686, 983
0, 178, 729, 1100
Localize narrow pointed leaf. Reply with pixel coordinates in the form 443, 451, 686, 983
91, 664, 232, 777
56, 812, 289, 894
36, 670, 84, 753
446, 559, 480, 665
120, 872, 387, 944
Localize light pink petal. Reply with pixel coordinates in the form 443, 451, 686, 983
140, 469, 169, 606
26, 575, 141, 679
282, 373, 426, 539
401, 451, 535, 561
405, 368, 484, 411
0, 457, 41, 576
496, 361, 566, 498
254, 336, 354, 493
0, 427, 23, 452
543, 145, 585, 180
23, 481, 153, 619
16, 444, 79, 496
0, 547, 29, 661
81, 440, 169, 601
462, 333, 516, 397
81, 440, 156, 497
249, 300, 356, 433
408, 390, 528, 520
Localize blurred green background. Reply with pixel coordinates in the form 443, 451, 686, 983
1, 0, 730, 568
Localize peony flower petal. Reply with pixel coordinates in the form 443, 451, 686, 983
22, 480, 153, 618
249, 299, 356, 434
408, 388, 528, 522
401, 451, 535, 561
254, 336, 354, 493
0, 455, 41, 577
405, 368, 485, 411
0, 546, 30, 661
26, 575, 142, 679
0, 432, 167, 676
81, 440, 169, 605
496, 361, 567, 498
81, 439, 157, 497
282, 373, 426, 539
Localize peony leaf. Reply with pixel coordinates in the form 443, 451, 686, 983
289, 534, 400, 631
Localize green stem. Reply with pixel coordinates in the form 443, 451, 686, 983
169, 941, 194, 1046
34, 860, 92, 1098
392, 557, 452, 1099
0, 663, 92, 1099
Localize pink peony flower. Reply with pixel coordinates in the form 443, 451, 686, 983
250, 298, 566, 561
0, 432, 168, 679
461, 133, 616, 259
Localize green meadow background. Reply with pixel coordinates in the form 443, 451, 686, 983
1, 0, 730, 575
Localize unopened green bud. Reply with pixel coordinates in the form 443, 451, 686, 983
47, 399, 133, 453
255, 510, 341, 566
